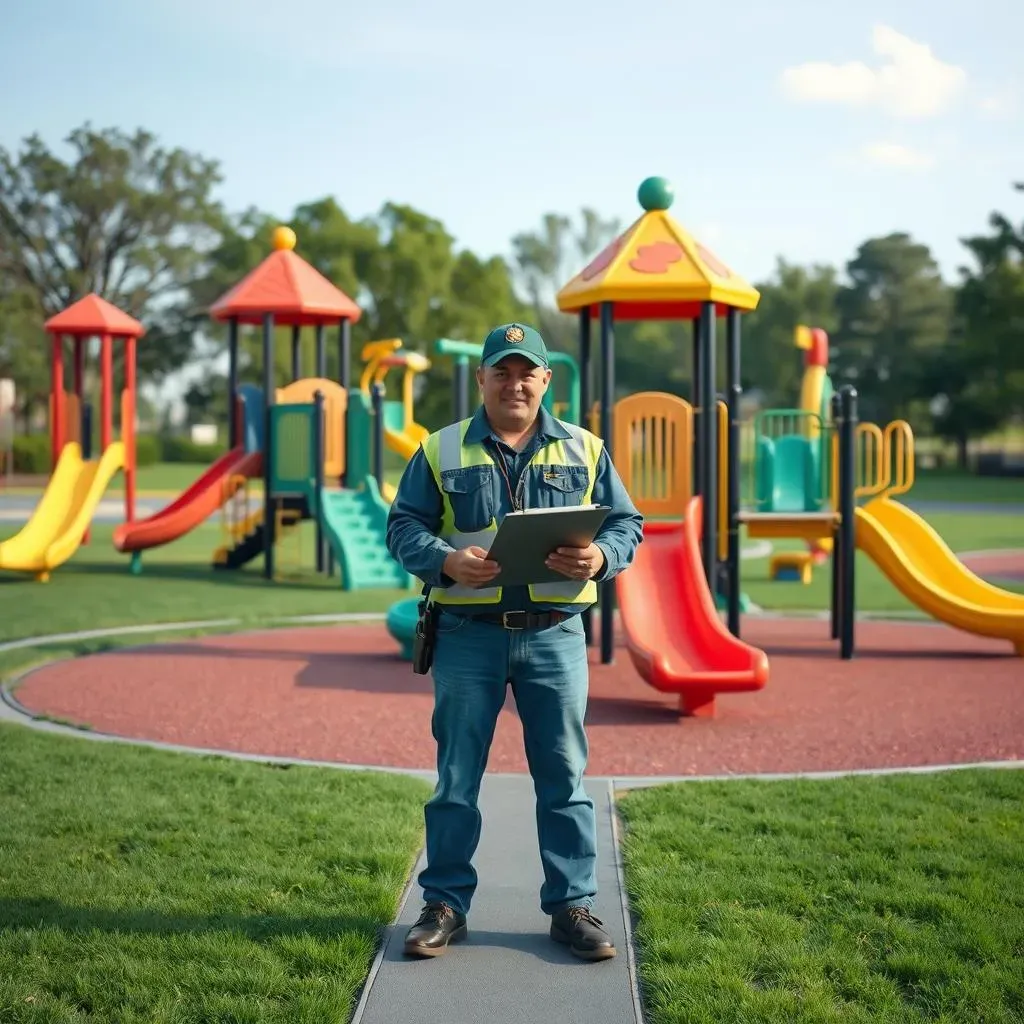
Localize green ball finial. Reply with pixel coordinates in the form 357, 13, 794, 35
637, 176, 674, 212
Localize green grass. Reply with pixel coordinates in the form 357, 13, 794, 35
0, 724, 432, 1024
617, 770, 1024, 1024
0, 521, 411, 644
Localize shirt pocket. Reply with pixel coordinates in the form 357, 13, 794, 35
530, 465, 590, 508
440, 466, 495, 534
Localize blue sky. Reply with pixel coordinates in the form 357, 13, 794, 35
1, 0, 1021, 292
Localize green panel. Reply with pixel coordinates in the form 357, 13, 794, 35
319, 475, 412, 591
382, 401, 405, 433
345, 388, 372, 485
269, 404, 315, 503
753, 408, 828, 512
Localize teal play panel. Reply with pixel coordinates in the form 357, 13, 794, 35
319, 476, 411, 591
386, 596, 420, 659
753, 409, 831, 513
268, 403, 319, 511
382, 401, 405, 434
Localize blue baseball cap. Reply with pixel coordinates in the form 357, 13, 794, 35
480, 322, 549, 368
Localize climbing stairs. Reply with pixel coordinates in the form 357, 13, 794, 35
320, 479, 411, 590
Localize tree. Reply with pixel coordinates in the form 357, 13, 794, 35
932, 182, 1024, 464
831, 233, 952, 428
0, 123, 227, 395
740, 259, 841, 407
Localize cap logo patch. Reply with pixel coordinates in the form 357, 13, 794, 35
504, 325, 525, 343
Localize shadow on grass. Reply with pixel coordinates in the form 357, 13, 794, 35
0, 896, 384, 944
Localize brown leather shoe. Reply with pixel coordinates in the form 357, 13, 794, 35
550, 906, 617, 961
403, 901, 468, 957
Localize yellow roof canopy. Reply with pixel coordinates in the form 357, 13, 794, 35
556, 177, 760, 320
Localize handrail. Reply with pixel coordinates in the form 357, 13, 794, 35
882, 419, 915, 498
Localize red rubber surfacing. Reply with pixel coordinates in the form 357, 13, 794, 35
11, 617, 1024, 777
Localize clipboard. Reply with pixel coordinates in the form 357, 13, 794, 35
483, 504, 611, 587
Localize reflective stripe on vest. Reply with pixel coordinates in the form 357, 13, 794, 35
423, 417, 603, 606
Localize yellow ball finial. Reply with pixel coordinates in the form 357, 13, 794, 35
272, 226, 297, 251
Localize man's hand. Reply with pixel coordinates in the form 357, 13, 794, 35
545, 543, 605, 581
443, 546, 501, 588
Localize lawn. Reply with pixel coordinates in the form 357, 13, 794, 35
0, 724, 432, 1024
617, 769, 1024, 1023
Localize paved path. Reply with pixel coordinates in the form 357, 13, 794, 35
353, 775, 640, 1024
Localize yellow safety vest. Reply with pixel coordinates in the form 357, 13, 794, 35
422, 416, 604, 606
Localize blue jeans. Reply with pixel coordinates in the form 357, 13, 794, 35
418, 609, 597, 916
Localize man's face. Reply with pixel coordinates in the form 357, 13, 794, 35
476, 355, 551, 427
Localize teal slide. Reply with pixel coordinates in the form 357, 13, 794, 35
319, 476, 412, 590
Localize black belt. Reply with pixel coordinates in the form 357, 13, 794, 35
465, 610, 572, 630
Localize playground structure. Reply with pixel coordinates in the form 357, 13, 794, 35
112, 227, 416, 590
0, 294, 142, 581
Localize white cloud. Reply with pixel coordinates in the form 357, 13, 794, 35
978, 86, 1017, 119
859, 142, 935, 170
780, 25, 967, 119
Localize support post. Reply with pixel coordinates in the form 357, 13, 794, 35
371, 382, 385, 492
577, 307, 594, 647
839, 385, 858, 659
691, 316, 703, 497
100, 333, 113, 454
291, 324, 301, 381
50, 333, 64, 469
830, 392, 842, 641
454, 358, 469, 420
262, 313, 275, 580
725, 307, 741, 636
124, 335, 137, 525
315, 323, 326, 377
339, 317, 351, 488
598, 301, 615, 664
313, 389, 325, 573
699, 303, 717, 585
227, 317, 239, 448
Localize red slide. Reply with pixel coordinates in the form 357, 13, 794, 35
616, 495, 769, 717
113, 447, 262, 554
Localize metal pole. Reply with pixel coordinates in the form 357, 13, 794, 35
339, 317, 351, 488
313, 389, 325, 573
455, 358, 469, 420
691, 315, 703, 497
839, 385, 858, 659
291, 324, 301, 381
227, 317, 239, 449
726, 307, 741, 636
598, 301, 615, 664
578, 307, 594, 647
262, 312, 275, 580
372, 382, 385, 492
315, 323, 326, 377
830, 391, 842, 640
699, 303, 717, 585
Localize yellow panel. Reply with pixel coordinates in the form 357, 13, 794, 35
276, 377, 348, 478
740, 512, 838, 541
613, 392, 692, 519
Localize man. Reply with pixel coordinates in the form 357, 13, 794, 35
385, 322, 643, 962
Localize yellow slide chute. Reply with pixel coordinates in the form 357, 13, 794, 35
856, 496, 1024, 655
0, 441, 124, 581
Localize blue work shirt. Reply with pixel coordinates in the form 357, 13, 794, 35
385, 405, 644, 614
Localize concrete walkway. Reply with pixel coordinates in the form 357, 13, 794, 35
351, 774, 643, 1024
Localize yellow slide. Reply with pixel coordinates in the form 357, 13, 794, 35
385, 421, 428, 461
856, 496, 1024, 655
0, 441, 125, 581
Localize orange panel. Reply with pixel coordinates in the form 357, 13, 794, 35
276, 377, 348, 478
613, 391, 691, 520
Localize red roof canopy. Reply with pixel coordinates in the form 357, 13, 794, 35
209, 234, 362, 326
44, 293, 146, 338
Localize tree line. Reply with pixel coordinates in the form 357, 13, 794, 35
1, 124, 1021, 467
